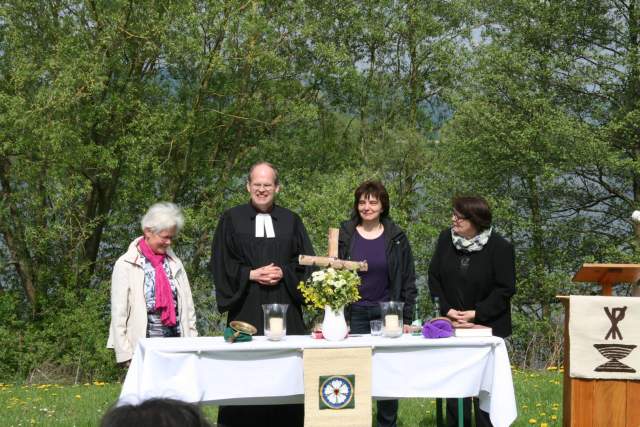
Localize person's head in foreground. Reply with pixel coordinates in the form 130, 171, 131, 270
101, 398, 213, 427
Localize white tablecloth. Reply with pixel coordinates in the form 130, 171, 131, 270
120, 334, 517, 427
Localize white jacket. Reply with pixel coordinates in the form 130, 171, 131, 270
107, 237, 198, 363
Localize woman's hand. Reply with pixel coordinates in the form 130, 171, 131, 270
458, 310, 475, 322
446, 309, 476, 324
446, 308, 462, 321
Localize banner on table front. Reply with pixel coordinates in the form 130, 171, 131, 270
303, 347, 371, 427
569, 295, 640, 379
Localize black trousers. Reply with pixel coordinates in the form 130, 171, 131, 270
349, 304, 399, 427
217, 404, 304, 427
446, 397, 492, 427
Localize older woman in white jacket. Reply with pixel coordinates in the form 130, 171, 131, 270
107, 202, 198, 364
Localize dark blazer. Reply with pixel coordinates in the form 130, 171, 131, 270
428, 228, 516, 338
338, 217, 417, 323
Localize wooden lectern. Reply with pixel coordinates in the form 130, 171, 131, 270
560, 263, 640, 427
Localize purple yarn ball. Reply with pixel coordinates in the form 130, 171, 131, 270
422, 318, 454, 339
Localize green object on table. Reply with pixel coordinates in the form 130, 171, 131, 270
223, 326, 252, 342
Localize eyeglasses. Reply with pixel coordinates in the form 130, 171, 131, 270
154, 232, 176, 243
452, 211, 468, 221
250, 183, 275, 190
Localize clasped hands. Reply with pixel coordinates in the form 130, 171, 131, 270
446, 308, 476, 328
250, 263, 283, 285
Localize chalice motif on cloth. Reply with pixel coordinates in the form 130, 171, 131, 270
593, 306, 636, 373
593, 344, 637, 373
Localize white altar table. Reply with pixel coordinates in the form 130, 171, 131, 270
120, 334, 517, 427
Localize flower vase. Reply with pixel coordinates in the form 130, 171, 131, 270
322, 305, 348, 341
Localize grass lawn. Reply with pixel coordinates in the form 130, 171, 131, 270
0, 368, 562, 426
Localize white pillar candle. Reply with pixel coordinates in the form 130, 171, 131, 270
384, 314, 400, 331
269, 317, 284, 338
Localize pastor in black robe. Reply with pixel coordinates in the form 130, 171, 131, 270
211, 202, 314, 334
210, 202, 314, 427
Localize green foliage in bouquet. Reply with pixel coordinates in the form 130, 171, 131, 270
298, 268, 361, 311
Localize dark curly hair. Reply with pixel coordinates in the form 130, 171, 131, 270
352, 180, 390, 223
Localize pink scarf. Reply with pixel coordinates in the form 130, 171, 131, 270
139, 238, 177, 327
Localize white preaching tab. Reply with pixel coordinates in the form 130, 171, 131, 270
255, 214, 275, 238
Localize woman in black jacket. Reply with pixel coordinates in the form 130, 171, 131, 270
338, 180, 417, 427
428, 195, 516, 427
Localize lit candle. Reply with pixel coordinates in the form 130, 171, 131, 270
269, 317, 284, 339
384, 314, 400, 333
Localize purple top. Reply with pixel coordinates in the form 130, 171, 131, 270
351, 230, 389, 307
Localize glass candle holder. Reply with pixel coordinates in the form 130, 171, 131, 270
380, 301, 404, 338
262, 303, 288, 341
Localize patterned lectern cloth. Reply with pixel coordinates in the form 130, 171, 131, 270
303, 347, 372, 427
569, 295, 640, 379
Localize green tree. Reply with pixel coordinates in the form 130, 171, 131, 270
435, 0, 640, 366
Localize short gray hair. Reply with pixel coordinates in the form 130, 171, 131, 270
247, 161, 279, 186
141, 202, 185, 233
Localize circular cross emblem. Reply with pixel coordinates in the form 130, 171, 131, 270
319, 375, 354, 409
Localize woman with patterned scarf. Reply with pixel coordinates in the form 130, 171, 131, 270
107, 202, 198, 366
428, 196, 516, 427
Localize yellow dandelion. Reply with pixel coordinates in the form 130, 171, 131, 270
547, 366, 557, 371
528, 419, 537, 424
540, 412, 546, 416
551, 415, 558, 420
541, 423, 548, 427
75, 395, 82, 399
536, 403, 542, 407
